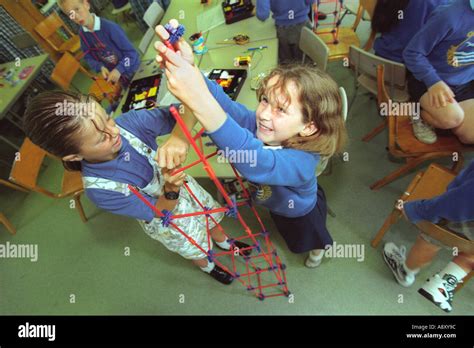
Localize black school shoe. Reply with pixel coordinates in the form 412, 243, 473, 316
209, 264, 234, 285
216, 240, 253, 256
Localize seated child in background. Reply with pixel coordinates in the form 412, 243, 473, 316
372, 0, 450, 63
155, 20, 347, 268
23, 91, 251, 285
58, 0, 140, 87
383, 160, 474, 312
403, 0, 474, 145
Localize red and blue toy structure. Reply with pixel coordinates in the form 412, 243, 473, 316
129, 23, 291, 301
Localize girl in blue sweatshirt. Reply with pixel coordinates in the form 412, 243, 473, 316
59, 0, 140, 87
155, 20, 347, 267
402, 0, 474, 145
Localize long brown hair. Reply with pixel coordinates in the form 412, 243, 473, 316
23, 90, 97, 171
256, 64, 347, 158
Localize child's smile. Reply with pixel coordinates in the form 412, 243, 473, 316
255, 76, 315, 146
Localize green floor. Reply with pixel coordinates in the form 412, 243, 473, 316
0, 5, 472, 315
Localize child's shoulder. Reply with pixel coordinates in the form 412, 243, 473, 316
97, 16, 122, 32
281, 147, 320, 161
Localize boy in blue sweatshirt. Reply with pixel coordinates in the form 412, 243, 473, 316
59, 0, 140, 87
402, 0, 474, 145
383, 160, 474, 312
256, 0, 314, 63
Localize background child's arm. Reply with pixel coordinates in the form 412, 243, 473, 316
402, 12, 448, 88
108, 22, 140, 76
256, 0, 271, 21
402, 11, 457, 107
403, 179, 474, 224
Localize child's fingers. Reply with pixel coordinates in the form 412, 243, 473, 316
156, 148, 167, 168
155, 41, 185, 68
166, 153, 175, 169
155, 25, 170, 41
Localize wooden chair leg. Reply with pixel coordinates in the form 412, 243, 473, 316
371, 209, 401, 248
0, 213, 16, 235
370, 153, 447, 190
451, 154, 464, 173
0, 178, 29, 193
74, 194, 88, 223
362, 120, 387, 142
370, 158, 421, 190
455, 271, 473, 293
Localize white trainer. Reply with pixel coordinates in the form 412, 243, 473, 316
383, 242, 416, 287
411, 117, 437, 144
418, 273, 459, 313
305, 249, 325, 268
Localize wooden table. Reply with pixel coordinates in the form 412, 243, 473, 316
117, 0, 278, 178
0, 54, 49, 150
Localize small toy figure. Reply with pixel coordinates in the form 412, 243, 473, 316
163, 19, 185, 51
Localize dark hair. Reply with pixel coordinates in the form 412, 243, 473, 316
371, 0, 410, 33
23, 90, 97, 171
256, 64, 347, 158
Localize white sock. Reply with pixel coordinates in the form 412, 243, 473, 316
440, 262, 467, 282
200, 261, 215, 273
402, 263, 419, 276
309, 249, 325, 260
216, 238, 231, 250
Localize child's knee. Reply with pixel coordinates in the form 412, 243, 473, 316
438, 107, 465, 128
456, 132, 474, 145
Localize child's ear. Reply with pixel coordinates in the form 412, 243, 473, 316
62, 154, 83, 162
299, 122, 318, 137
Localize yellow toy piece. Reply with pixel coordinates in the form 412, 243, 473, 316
233, 55, 251, 67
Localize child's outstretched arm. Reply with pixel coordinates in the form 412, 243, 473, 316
156, 40, 228, 133
155, 20, 256, 131
108, 22, 141, 83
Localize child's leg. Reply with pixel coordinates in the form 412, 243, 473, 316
210, 225, 252, 256
192, 258, 209, 268
419, 92, 465, 130
209, 226, 226, 243
405, 234, 441, 270
192, 257, 233, 285
452, 252, 474, 274
451, 99, 474, 144
305, 249, 325, 268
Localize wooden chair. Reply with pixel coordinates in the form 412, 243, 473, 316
34, 12, 81, 56
349, 45, 409, 102
313, 0, 374, 61
8, 138, 88, 223
369, 65, 474, 190
51, 52, 121, 104
371, 163, 473, 292
348, 45, 410, 141
0, 212, 16, 235
299, 27, 330, 71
